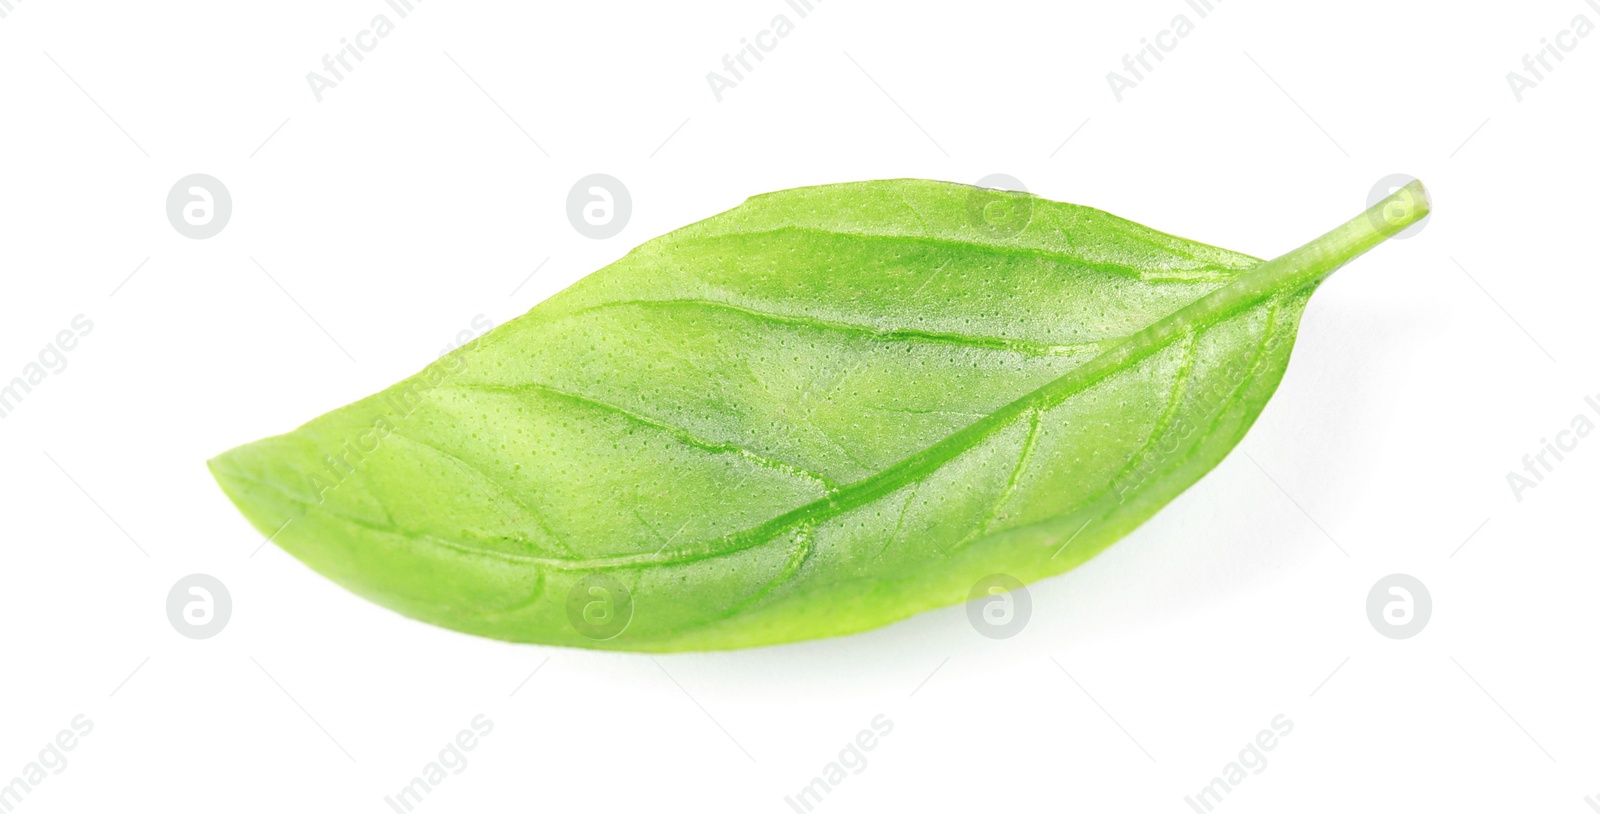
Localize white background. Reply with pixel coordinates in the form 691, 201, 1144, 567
1, 0, 1596, 811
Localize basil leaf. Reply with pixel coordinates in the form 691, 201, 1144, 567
210, 179, 1429, 650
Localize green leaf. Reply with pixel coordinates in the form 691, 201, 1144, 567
210, 178, 1429, 651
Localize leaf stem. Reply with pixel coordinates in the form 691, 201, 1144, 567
1026, 179, 1429, 409
1183, 179, 1430, 324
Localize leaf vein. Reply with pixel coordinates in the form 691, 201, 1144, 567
980, 406, 1043, 537
388, 431, 574, 556
667, 225, 1251, 283
446, 381, 841, 491
557, 297, 1103, 357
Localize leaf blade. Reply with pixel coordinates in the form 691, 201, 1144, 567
210, 179, 1428, 650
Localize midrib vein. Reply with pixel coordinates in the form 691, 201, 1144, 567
558, 256, 1308, 571
316, 262, 1301, 573
339, 192, 1399, 572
